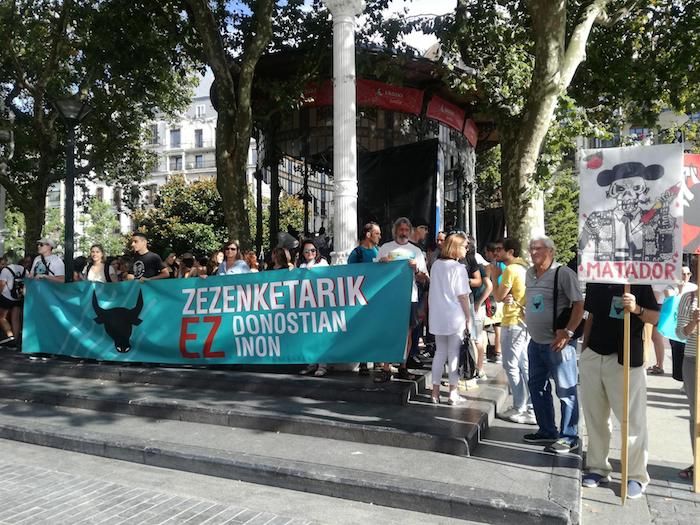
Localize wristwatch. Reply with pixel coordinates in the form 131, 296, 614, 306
565, 329, 575, 339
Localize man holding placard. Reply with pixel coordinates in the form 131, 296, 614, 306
578, 144, 683, 501
580, 285, 659, 497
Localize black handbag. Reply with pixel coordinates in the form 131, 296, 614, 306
553, 266, 584, 339
459, 332, 477, 380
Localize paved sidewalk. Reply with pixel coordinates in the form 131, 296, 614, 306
0, 461, 311, 525
580, 351, 700, 524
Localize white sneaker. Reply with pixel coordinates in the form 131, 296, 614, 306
509, 411, 537, 425
500, 407, 520, 419
448, 393, 461, 406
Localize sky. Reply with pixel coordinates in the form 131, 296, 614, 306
378, 0, 456, 53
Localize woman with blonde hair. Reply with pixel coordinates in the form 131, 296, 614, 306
428, 232, 472, 405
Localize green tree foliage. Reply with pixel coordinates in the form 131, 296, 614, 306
132, 176, 227, 259
544, 169, 579, 265
0, 0, 196, 253
247, 190, 305, 251
42, 208, 65, 254
428, 1, 700, 248
2, 205, 26, 256
475, 145, 502, 210
80, 197, 125, 256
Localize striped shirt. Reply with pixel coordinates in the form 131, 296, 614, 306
676, 292, 698, 358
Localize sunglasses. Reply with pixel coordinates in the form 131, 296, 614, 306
447, 230, 466, 236
224, 247, 237, 251
304, 248, 317, 254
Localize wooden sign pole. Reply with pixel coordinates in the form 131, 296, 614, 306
694, 257, 700, 493
621, 283, 631, 504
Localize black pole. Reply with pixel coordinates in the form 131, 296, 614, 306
256, 168, 263, 254
64, 125, 75, 283
303, 159, 309, 235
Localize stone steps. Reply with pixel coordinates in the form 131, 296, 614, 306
0, 400, 577, 524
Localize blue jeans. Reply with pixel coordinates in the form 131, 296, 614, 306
501, 323, 531, 412
527, 340, 579, 443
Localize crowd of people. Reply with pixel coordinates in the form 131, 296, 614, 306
0, 229, 332, 348
0, 218, 696, 492
335, 217, 696, 496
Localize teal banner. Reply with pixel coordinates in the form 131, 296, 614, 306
22, 262, 413, 364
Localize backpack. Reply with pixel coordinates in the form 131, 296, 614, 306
39, 254, 55, 276
4, 266, 26, 300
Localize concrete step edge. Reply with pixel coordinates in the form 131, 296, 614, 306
1, 354, 422, 405
0, 386, 485, 456
0, 416, 573, 525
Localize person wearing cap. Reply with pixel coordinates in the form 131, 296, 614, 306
30, 238, 65, 283
127, 232, 169, 281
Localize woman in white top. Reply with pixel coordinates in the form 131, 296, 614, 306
218, 241, 250, 275
297, 240, 329, 269
428, 232, 472, 405
82, 245, 117, 283
298, 239, 330, 377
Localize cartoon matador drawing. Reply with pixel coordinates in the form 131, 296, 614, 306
579, 161, 676, 262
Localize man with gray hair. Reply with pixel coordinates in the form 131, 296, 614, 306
523, 235, 584, 454
376, 217, 429, 382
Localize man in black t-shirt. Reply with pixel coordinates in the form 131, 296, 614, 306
127, 233, 169, 281
579, 283, 659, 499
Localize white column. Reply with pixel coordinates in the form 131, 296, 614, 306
324, 0, 365, 265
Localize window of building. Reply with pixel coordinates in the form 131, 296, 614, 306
195, 155, 204, 169
196, 104, 206, 118
170, 128, 181, 148
113, 188, 122, 211
194, 129, 203, 148
149, 124, 159, 145
169, 155, 183, 171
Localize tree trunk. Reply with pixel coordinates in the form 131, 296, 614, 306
216, 109, 252, 246
21, 183, 48, 255
498, 0, 608, 251
185, 0, 274, 249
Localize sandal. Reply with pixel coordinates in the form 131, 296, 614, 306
646, 365, 664, 375
313, 366, 328, 377
679, 466, 694, 481
373, 369, 392, 383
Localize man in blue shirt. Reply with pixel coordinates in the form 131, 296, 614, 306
348, 222, 381, 375
348, 222, 381, 264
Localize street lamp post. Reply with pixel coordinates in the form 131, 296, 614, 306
53, 97, 91, 283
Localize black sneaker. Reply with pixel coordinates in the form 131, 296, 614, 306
545, 438, 579, 454
0, 336, 15, 346
358, 363, 370, 376
523, 432, 557, 444
396, 368, 418, 381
